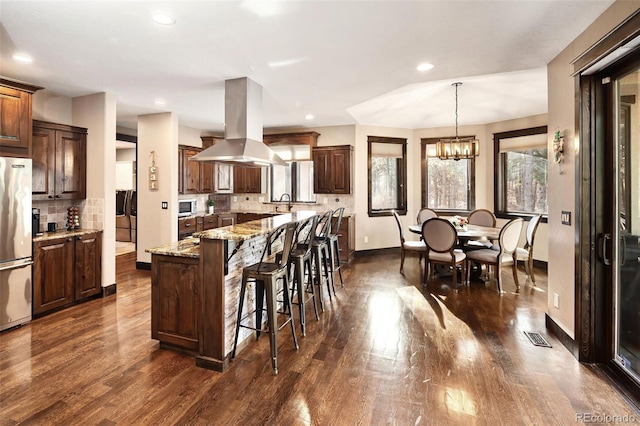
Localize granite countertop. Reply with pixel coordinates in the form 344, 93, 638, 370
146, 238, 200, 258
33, 228, 102, 243
196, 210, 317, 241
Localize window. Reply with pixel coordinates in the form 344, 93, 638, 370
368, 136, 407, 216
421, 138, 476, 212
269, 144, 316, 203
494, 126, 548, 216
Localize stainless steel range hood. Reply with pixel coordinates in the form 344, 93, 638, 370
192, 77, 287, 167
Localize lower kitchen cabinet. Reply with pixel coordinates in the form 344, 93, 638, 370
33, 231, 103, 316
151, 254, 199, 351
331, 214, 355, 264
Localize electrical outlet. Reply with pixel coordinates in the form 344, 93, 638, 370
258, 196, 264, 203
233, 196, 238, 202
364, 236, 369, 244
553, 293, 559, 309
323, 197, 328, 204
161, 201, 168, 209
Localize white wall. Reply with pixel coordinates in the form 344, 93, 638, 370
32, 90, 72, 124
72, 92, 117, 289
137, 113, 179, 263
546, 0, 639, 338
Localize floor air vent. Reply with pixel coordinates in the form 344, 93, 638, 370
524, 331, 552, 348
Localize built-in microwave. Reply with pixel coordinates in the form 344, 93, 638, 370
178, 199, 197, 217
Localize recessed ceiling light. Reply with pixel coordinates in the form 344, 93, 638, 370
152, 13, 175, 25
305, 114, 314, 120
12, 53, 33, 63
241, 1, 282, 17
154, 98, 167, 106
417, 63, 434, 72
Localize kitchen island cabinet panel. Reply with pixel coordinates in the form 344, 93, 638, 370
151, 255, 200, 351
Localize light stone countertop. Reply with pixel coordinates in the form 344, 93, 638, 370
145, 238, 200, 258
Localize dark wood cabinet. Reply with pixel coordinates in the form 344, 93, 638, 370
217, 213, 236, 227
312, 145, 352, 194
33, 236, 75, 314
263, 131, 319, 147
74, 232, 102, 300
32, 120, 87, 201
151, 254, 200, 351
233, 166, 261, 193
331, 214, 355, 264
202, 214, 218, 230
33, 231, 103, 316
179, 142, 217, 194
178, 217, 198, 240
0, 78, 42, 158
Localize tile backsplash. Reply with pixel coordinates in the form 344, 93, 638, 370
33, 198, 104, 233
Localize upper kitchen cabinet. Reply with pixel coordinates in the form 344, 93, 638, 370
263, 131, 319, 147
0, 77, 42, 158
233, 166, 261, 193
312, 145, 353, 194
32, 120, 87, 201
179, 146, 213, 194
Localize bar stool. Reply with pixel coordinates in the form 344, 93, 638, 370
232, 221, 298, 375
326, 207, 345, 288
303, 210, 333, 312
287, 215, 320, 336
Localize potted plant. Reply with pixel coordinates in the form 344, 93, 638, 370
207, 199, 215, 214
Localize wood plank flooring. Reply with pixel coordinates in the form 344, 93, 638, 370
1, 252, 638, 425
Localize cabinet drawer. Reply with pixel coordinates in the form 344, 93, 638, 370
202, 214, 218, 230
178, 217, 197, 233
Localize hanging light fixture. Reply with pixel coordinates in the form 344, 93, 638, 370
435, 82, 479, 161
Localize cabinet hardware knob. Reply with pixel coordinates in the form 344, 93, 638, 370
48, 195, 54, 199
185, 223, 191, 227
67, 238, 72, 242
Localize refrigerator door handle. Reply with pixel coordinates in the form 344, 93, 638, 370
0, 261, 34, 272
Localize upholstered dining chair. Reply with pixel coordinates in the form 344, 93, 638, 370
421, 218, 467, 287
465, 218, 523, 293
466, 208, 497, 249
515, 214, 542, 285
392, 210, 426, 273
417, 207, 438, 224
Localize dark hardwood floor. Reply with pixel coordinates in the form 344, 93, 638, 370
1, 252, 637, 425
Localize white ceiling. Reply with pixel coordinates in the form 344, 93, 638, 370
0, 1, 615, 133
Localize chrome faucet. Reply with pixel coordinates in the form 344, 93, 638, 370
278, 193, 292, 212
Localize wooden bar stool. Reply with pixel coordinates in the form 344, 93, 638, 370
232, 221, 298, 375
287, 215, 320, 336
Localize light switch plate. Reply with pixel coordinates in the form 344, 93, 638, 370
561, 211, 571, 225
161, 201, 168, 209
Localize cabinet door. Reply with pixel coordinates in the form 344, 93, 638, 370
313, 149, 332, 193
151, 255, 199, 351
215, 163, 232, 193
33, 237, 74, 314
233, 166, 261, 193
200, 162, 214, 193
75, 232, 102, 300
182, 148, 200, 194
56, 130, 86, 200
332, 148, 351, 194
31, 126, 56, 200
0, 85, 31, 157
218, 213, 236, 227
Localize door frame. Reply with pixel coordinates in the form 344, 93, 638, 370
575, 11, 640, 406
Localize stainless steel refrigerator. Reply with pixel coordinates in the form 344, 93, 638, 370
0, 157, 33, 331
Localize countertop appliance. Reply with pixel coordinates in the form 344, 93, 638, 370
178, 199, 197, 217
0, 157, 33, 331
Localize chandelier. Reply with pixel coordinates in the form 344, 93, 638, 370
435, 82, 479, 161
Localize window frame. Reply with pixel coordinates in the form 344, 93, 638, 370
367, 136, 407, 217
493, 125, 549, 222
421, 137, 476, 215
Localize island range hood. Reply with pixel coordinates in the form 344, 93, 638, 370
192, 77, 287, 167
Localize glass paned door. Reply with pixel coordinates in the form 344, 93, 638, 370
614, 66, 640, 383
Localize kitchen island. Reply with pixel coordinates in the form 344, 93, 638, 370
146, 211, 317, 372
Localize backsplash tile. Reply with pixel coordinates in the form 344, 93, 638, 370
33, 198, 104, 232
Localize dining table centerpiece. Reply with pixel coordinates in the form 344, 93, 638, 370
449, 215, 468, 230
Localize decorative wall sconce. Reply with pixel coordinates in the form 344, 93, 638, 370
553, 130, 564, 164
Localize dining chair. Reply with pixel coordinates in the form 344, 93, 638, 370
421, 218, 467, 287
416, 207, 438, 224
465, 218, 523, 293
392, 210, 427, 273
465, 208, 497, 249
515, 214, 542, 285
